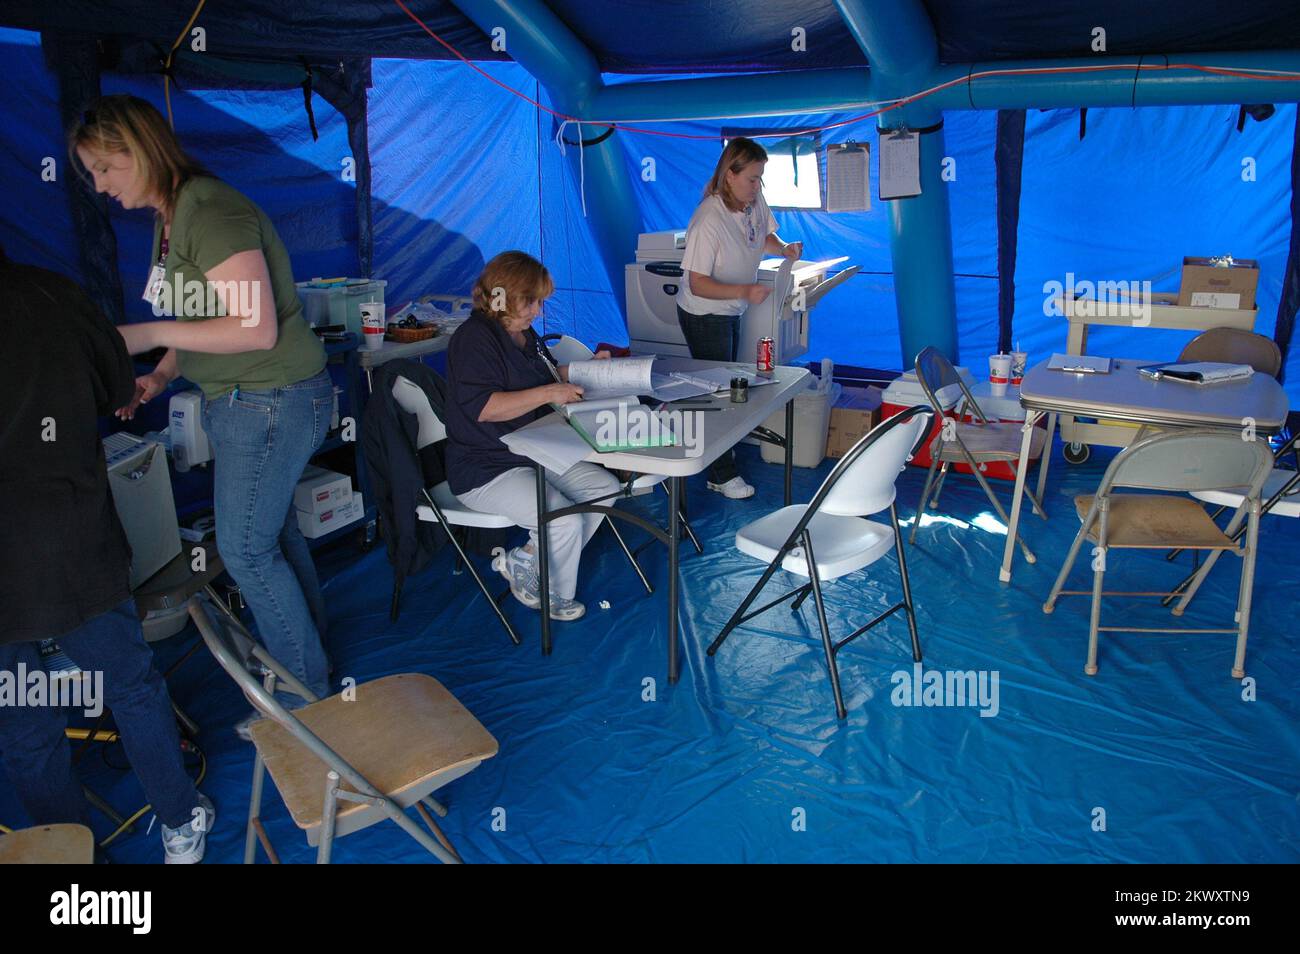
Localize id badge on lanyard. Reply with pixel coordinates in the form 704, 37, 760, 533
144, 235, 168, 311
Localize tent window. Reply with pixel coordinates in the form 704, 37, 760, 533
722, 133, 823, 210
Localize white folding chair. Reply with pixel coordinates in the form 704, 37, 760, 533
708, 406, 934, 719
1042, 428, 1273, 679
391, 375, 522, 645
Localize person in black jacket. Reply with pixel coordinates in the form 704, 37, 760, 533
0, 245, 215, 863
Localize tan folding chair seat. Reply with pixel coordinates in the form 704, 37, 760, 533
1073, 495, 1243, 549
0, 823, 94, 864
249, 674, 498, 843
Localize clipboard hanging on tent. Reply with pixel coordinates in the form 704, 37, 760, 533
825, 141, 870, 212
878, 127, 921, 201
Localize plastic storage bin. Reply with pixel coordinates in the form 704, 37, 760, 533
761, 381, 841, 468
296, 278, 387, 335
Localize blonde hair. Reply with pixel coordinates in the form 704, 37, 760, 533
68, 95, 208, 220
704, 137, 768, 212
472, 251, 555, 326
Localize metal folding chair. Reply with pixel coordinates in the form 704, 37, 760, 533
1178, 326, 1283, 377
191, 592, 497, 864
1163, 435, 1299, 616
910, 347, 1048, 564
1042, 427, 1273, 678
709, 405, 934, 719
0, 823, 94, 864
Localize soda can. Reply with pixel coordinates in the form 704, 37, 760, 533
757, 336, 775, 373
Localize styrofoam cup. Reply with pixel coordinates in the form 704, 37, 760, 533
989, 353, 1011, 385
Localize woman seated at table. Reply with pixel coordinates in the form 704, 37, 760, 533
445, 251, 620, 621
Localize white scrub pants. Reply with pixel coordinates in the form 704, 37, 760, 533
457, 462, 620, 600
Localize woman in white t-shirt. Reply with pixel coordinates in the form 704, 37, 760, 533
676, 137, 802, 499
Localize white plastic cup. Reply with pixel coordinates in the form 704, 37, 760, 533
989, 353, 1011, 396
360, 301, 384, 351
1009, 350, 1028, 386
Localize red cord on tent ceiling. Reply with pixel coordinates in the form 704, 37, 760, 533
393, 0, 1300, 141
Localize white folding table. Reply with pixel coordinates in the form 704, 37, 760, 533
507, 358, 812, 681
999, 356, 1289, 584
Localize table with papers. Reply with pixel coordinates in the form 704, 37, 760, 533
998, 356, 1289, 584
503, 356, 811, 681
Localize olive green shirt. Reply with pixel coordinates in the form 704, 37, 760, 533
150, 177, 325, 397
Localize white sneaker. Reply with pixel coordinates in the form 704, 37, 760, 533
547, 596, 586, 621
491, 546, 540, 609
707, 476, 755, 499
162, 794, 216, 864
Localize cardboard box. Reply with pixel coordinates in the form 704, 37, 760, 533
1178, 257, 1259, 310
297, 492, 365, 539
293, 465, 353, 517
826, 385, 883, 458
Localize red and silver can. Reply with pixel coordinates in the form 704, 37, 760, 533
757, 336, 775, 373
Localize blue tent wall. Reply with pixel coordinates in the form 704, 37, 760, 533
368, 58, 621, 346
0, 28, 79, 279
2, 26, 1297, 404
96, 73, 358, 325
621, 105, 999, 373
1014, 103, 1297, 391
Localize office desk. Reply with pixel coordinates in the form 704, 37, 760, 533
999, 357, 1289, 583
510, 359, 811, 682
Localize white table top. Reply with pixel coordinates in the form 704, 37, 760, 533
1019, 357, 1289, 432
358, 333, 451, 368
507, 358, 811, 477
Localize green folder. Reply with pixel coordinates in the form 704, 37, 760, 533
559, 404, 679, 453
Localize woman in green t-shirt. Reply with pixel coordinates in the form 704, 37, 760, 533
71, 95, 333, 732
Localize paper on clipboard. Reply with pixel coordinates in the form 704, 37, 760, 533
1047, 353, 1112, 374
879, 131, 921, 200
826, 142, 870, 212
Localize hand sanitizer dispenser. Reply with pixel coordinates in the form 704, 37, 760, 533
169, 390, 212, 472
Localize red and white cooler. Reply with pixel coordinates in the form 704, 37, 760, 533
881, 369, 1043, 481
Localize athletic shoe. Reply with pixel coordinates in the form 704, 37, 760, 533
707, 476, 755, 499
547, 596, 586, 621
491, 546, 540, 609
162, 794, 216, 864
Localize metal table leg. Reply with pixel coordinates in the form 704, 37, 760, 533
999, 409, 1042, 583
535, 464, 552, 655
784, 399, 794, 506
668, 475, 681, 683
1034, 411, 1058, 508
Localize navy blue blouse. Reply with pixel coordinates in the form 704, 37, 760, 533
444, 310, 560, 494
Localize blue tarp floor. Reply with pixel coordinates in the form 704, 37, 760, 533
5, 441, 1297, 863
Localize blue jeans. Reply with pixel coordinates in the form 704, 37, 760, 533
203, 369, 333, 702
677, 305, 741, 484
0, 599, 199, 829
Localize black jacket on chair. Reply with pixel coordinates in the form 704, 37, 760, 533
362, 359, 504, 590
